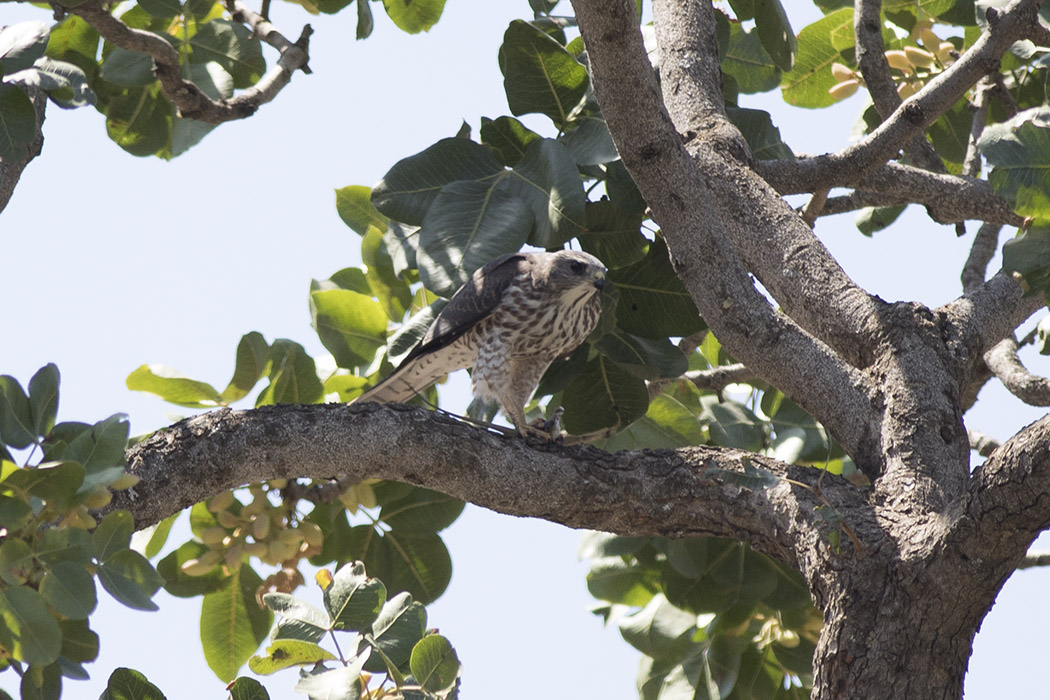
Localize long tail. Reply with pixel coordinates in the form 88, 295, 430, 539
356, 347, 470, 404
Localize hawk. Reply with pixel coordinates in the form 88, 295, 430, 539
357, 250, 607, 435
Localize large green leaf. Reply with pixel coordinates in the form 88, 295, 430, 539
596, 394, 705, 451
378, 487, 464, 535
364, 591, 426, 673
310, 289, 389, 369
409, 634, 460, 695
381, 0, 446, 33
249, 639, 336, 674
559, 114, 619, 166
0, 22, 50, 73
586, 556, 660, 607
5, 462, 85, 512
265, 592, 329, 643
618, 594, 697, 660
97, 550, 163, 611
608, 238, 705, 339
0, 585, 62, 665
415, 180, 533, 297
62, 414, 129, 475
504, 137, 586, 247
0, 84, 37, 162
722, 22, 781, 94
753, 0, 796, 72
257, 340, 324, 405
27, 364, 59, 440
0, 374, 35, 449
700, 396, 766, 452
45, 16, 100, 77
323, 561, 386, 631
480, 115, 540, 166
201, 565, 272, 682
104, 84, 172, 157
726, 107, 794, 160
596, 329, 688, 380
126, 365, 223, 407
979, 106, 1050, 223
336, 185, 389, 236
94, 510, 134, 562
188, 19, 264, 88
371, 138, 505, 225
780, 8, 853, 108
99, 47, 155, 87
1002, 226, 1050, 296
562, 354, 650, 434
39, 560, 97, 620
355, 530, 453, 605
498, 19, 589, 127
294, 661, 366, 700
100, 668, 166, 700
220, 332, 271, 404
578, 200, 648, 269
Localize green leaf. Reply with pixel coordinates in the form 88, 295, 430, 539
980, 106, 1050, 224
324, 561, 386, 631
416, 180, 533, 297
726, 107, 794, 160
0, 585, 62, 665
578, 532, 648, 559
94, 510, 134, 562
586, 556, 659, 606
201, 565, 272, 682
378, 487, 464, 534
227, 676, 270, 700
619, 594, 697, 659
189, 19, 264, 88
753, 0, 796, 72
0, 373, 35, 448
372, 137, 504, 225
336, 185, 389, 236
387, 301, 446, 363
364, 592, 426, 673
5, 462, 85, 512
562, 354, 650, 434
265, 592, 329, 643
44, 16, 100, 77
722, 22, 781, 94
381, 0, 446, 33
498, 19, 589, 127
138, 0, 182, 19
62, 414, 129, 475
595, 394, 705, 451
780, 8, 854, 108
855, 204, 907, 236
559, 114, 619, 166
384, 220, 420, 276
596, 329, 688, 380
310, 289, 389, 369
480, 115, 541, 166
1003, 226, 1050, 295
927, 98, 971, 167
99, 668, 165, 700
58, 618, 99, 664
505, 137, 586, 248
104, 84, 172, 157
220, 332, 271, 404
358, 531, 452, 605
362, 225, 414, 321
409, 634, 460, 695
8, 57, 95, 109
248, 639, 336, 674
35, 527, 94, 567
258, 340, 324, 405
39, 560, 97, 620
99, 47, 156, 87
0, 495, 32, 532
355, 0, 375, 37
703, 456, 780, 491
578, 200, 647, 269
700, 397, 766, 452
0, 539, 34, 585
0, 22, 50, 73
132, 511, 179, 559
608, 238, 705, 338
97, 549, 163, 611
28, 364, 59, 439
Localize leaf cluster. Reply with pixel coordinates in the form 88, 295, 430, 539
0, 366, 162, 700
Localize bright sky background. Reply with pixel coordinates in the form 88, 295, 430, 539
3, 0, 1050, 698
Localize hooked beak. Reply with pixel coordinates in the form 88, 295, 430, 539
593, 269, 607, 291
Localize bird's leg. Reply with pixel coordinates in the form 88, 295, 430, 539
528, 405, 566, 440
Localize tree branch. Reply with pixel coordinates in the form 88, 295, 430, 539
1017, 551, 1050, 569
968, 429, 1001, 457
570, 0, 883, 474
984, 335, 1050, 406
758, 0, 1041, 193
961, 223, 1002, 293
963, 77, 994, 177
854, 0, 945, 171
71, 0, 311, 124
114, 403, 873, 569
0, 87, 46, 215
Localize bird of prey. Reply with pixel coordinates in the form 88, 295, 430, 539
357, 250, 607, 436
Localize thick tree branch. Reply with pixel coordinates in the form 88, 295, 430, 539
0, 87, 46, 214
570, 0, 882, 474
854, 0, 945, 171
71, 0, 311, 124
758, 0, 1041, 193
115, 403, 875, 570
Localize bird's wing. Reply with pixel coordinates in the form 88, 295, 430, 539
356, 253, 530, 403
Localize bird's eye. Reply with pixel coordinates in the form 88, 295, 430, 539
569, 260, 586, 274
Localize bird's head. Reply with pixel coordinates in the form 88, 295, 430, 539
542, 250, 607, 304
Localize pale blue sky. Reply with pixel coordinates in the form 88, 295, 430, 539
3, 1, 1049, 697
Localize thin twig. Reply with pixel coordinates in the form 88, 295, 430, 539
1017, 551, 1050, 569
960, 223, 1002, 293
963, 77, 994, 178
801, 188, 829, 227
968, 430, 1001, 457
985, 335, 1050, 406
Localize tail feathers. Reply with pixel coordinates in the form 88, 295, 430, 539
356, 348, 471, 404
